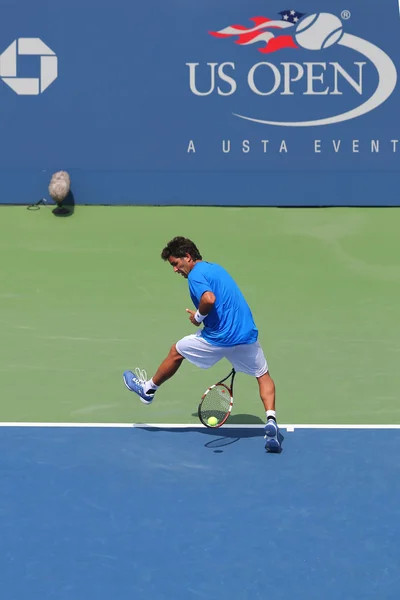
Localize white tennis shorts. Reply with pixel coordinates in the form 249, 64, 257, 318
176, 332, 268, 377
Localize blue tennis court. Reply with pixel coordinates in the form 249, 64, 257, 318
1, 425, 399, 600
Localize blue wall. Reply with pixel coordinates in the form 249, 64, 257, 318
0, 0, 399, 206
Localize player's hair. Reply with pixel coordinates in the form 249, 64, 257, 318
161, 237, 202, 261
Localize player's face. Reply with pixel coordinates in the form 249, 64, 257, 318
168, 255, 192, 278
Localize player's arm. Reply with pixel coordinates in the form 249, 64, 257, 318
186, 291, 216, 326
198, 291, 215, 316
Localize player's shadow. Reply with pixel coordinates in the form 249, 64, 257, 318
141, 425, 264, 439
200, 426, 284, 452
139, 425, 284, 451
191, 412, 264, 425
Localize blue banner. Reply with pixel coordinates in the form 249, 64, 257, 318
0, 0, 399, 205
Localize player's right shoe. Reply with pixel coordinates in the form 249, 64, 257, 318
123, 368, 155, 404
264, 419, 281, 453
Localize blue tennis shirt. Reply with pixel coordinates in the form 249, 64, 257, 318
188, 261, 258, 347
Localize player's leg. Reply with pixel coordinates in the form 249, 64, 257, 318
149, 335, 225, 393
123, 343, 184, 404
225, 342, 281, 452
257, 371, 275, 413
257, 371, 281, 452
123, 333, 224, 404
150, 344, 185, 387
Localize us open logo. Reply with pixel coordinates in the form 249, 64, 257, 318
186, 10, 397, 127
0, 38, 57, 95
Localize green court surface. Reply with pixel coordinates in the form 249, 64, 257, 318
0, 205, 399, 425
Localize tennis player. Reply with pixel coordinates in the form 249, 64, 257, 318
123, 236, 280, 452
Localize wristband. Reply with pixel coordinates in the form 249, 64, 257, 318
194, 310, 207, 323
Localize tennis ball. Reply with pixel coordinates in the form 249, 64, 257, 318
207, 416, 218, 427
295, 13, 343, 50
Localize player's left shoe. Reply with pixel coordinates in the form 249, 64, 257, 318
123, 368, 155, 404
264, 419, 281, 453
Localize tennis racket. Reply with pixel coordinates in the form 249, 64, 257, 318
198, 368, 236, 428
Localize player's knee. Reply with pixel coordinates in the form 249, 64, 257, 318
170, 344, 184, 363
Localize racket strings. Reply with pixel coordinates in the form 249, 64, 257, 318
200, 385, 231, 424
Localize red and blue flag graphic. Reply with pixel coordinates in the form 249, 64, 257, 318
210, 9, 306, 53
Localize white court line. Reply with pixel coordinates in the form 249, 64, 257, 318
0, 422, 400, 429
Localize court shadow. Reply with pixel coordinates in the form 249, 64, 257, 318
204, 436, 241, 451
52, 191, 75, 217
140, 426, 266, 440
191, 412, 264, 425
138, 424, 285, 452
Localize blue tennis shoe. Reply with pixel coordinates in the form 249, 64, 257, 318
123, 368, 155, 404
264, 419, 281, 453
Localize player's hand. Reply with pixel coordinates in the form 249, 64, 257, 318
186, 308, 201, 327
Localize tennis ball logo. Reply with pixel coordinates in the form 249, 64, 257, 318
295, 13, 343, 50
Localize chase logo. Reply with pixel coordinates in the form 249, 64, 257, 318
187, 9, 397, 127
0, 38, 57, 95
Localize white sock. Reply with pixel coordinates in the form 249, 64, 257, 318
144, 378, 159, 394
266, 410, 276, 421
